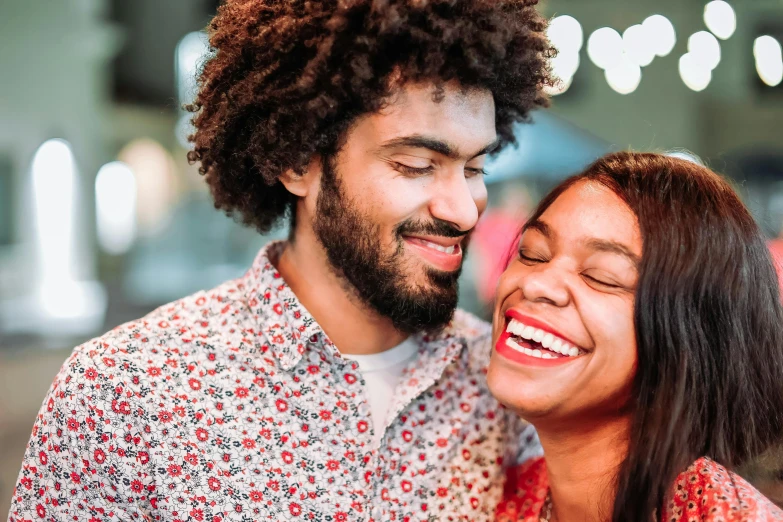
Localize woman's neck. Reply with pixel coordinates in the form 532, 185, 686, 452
536, 416, 631, 522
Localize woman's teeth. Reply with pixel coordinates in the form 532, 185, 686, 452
505, 319, 581, 358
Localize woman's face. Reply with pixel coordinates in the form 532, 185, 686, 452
487, 181, 642, 424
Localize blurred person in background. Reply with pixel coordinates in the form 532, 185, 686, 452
474, 185, 535, 313
490, 152, 783, 521
8, 0, 554, 520
767, 235, 783, 293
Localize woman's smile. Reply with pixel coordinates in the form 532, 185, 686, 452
495, 311, 587, 367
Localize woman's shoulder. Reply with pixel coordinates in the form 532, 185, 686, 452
495, 457, 549, 522
665, 456, 783, 521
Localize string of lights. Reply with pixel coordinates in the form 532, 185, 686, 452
545, 0, 783, 96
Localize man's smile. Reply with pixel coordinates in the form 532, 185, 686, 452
402, 234, 464, 272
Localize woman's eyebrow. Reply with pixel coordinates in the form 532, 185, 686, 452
524, 219, 554, 239
585, 238, 640, 268
523, 221, 639, 268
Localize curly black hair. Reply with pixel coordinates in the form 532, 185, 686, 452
187, 0, 554, 233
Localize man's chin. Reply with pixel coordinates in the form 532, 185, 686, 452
402, 265, 460, 301
378, 283, 459, 334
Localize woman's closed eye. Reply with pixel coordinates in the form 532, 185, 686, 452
582, 270, 634, 291
583, 273, 621, 288
519, 249, 548, 264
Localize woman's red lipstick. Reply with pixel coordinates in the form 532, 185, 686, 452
494, 311, 584, 367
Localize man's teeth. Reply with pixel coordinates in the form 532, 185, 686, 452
419, 240, 457, 255
505, 319, 581, 358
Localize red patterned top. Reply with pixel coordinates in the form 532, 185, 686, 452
496, 456, 783, 521
9, 242, 536, 522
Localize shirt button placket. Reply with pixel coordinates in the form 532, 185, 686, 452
336, 358, 375, 518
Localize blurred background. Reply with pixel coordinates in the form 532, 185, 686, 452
2, 0, 783, 515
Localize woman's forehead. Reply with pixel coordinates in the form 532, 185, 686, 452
536, 181, 642, 255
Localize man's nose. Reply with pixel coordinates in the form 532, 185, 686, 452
428, 173, 482, 233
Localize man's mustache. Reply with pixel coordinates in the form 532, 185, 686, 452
395, 219, 470, 239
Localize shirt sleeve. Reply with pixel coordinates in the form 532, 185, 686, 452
7, 346, 153, 522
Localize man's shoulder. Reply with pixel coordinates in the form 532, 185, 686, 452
65, 277, 252, 379
451, 308, 492, 341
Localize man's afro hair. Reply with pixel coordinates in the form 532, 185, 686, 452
187, 0, 555, 233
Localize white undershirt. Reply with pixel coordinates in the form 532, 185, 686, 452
342, 338, 419, 446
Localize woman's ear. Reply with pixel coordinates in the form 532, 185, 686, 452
279, 156, 323, 198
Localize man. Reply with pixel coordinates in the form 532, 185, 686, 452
9, 0, 552, 519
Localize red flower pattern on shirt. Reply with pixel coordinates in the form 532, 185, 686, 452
9, 242, 535, 521
496, 456, 783, 521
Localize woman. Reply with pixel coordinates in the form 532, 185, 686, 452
489, 152, 783, 521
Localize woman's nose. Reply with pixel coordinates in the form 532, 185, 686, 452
519, 266, 571, 308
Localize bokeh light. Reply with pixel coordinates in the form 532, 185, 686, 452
544, 75, 574, 96
588, 27, 624, 70
32, 139, 76, 285
679, 53, 713, 91
754, 36, 783, 87
95, 162, 137, 255
703, 1, 737, 41
30, 139, 106, 322
176, 31, 210, 107
605, 56, 642, 95
546, 15, 583, 96
623, 24, 656, 67
643, 15, 677, 57
118, 138, 178, 236
547, 15, 584, 54
688, 31, 722, 71
550, 51, 580, 83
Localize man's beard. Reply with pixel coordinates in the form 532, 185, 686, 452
312, 159, 469, 335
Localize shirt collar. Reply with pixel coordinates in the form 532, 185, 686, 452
243, 241, 469, 371
243, 241, 327, 370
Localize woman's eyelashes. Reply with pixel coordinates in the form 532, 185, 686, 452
518, 246, 631, 291
582, 269, 637, 292
519, 250, 547, 264
582, 273, 622, 289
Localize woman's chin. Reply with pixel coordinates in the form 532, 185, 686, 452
487, 364, 566, 420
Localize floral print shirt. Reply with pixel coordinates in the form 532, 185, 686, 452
9, 242, 535, 522
496, 456, 783, 521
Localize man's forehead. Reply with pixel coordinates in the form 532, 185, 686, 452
368, 82, 497, 154
385, 82, 494, 121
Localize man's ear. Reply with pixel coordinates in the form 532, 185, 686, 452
278, 156, 323, 198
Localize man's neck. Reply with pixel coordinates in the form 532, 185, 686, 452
275, 236, 407, 355
536, 416, 631, 522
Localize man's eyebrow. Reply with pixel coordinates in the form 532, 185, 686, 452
473, 138, 501, 158
585, 239, 641, 268
378, 135, 499, 160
